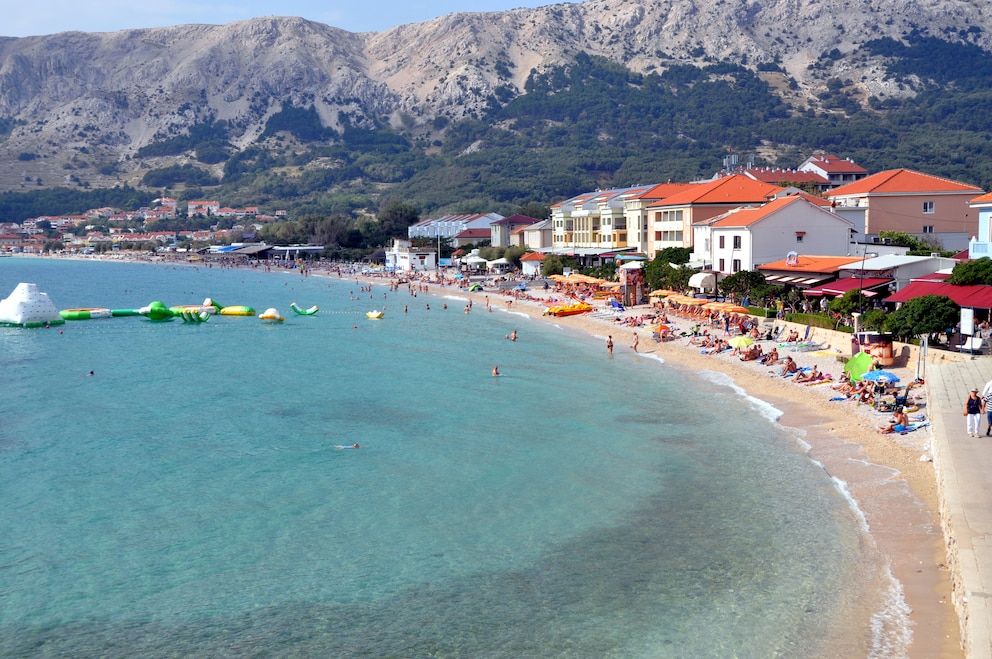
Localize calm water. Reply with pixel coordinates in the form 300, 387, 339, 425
0, 258, 894, 656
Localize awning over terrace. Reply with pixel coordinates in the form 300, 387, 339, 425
803, 277, 893, 297
885, 282, 992, 309
761, 273, 832, 287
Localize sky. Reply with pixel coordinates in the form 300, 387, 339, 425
3, 1, 560, 38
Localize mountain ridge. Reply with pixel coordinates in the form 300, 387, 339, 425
0, 0, 990, 197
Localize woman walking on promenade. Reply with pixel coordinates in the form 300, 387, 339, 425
965, 387, 984, 436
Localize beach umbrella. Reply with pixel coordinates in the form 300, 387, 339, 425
861, 370, 901, 384
844, 351, 873, 381
728, 336, 754, 348
649, 289, 674, 298
722, 305, 750, 314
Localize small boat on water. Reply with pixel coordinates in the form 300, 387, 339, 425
366, 310, 384, 319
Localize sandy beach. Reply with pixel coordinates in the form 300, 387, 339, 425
340, 268, 960, 657
26, 255, 962, 655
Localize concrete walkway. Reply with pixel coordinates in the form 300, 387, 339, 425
927, 355, 992, 658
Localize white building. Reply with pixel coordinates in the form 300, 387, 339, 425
837, 254, 958, 292
408, 213, 503, 242
385, 238, 436, 272
692, 194, 854, 275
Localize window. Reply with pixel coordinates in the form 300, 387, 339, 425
796, 234, 804, 243
733, 259, 742, 273
718, 235, 725, 249
718, 258, 725, 271
923, 201, 935, 214
923, 225, 934, 234
732, 235, 742, 249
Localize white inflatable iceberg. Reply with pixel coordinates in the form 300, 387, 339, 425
0, 282, 65, 327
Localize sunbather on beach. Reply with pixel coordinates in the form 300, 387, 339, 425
856, 380, 876, 405
794, 364, 821, 383
785, 329, 800, 343
831, 374, 855, 393
688, 333, 712, 347
878, 407, 910, 434
777, 356, 798, 376
740, 344, 763, 361
759, 347, 780, 365
704, 339, 727, 355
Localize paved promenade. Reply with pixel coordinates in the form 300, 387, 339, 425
928, 355, 992, 658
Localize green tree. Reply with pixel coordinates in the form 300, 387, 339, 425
374, 201, 420, 245
877, 230, 951, 256
517, 202, 550, 220
655, 247, 692, 264
828, 289, 869, 318
719, 270, 766, 302
860, 309, 888, 332
542, 254, 564, 276
947, 257, 992, 285
504, 245, 528, 269
884, 294, 960, 341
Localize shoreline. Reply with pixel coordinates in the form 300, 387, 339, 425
13, 255, 960, 655
360, 268, 959, 657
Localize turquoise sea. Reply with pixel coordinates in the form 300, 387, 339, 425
0, 258, 897, 657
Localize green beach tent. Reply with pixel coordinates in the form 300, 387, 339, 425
843, 351, 874, 381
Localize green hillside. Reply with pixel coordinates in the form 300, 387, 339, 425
4, 37, 992, 230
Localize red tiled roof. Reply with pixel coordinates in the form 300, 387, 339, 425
829, 169, 983, 196
455, 229, 491, 238
708, 196, 799, 227
910, 271, 952, 282
520, 252, 545, 261
757, 255, 863, 273
804, 154, 868, 174
627, 182, 698, 200
708, 195, 838, 228
783, 190, 833, 207
969, 191, 992, 204
740, 168, 829, 185
648, 175, 780, 207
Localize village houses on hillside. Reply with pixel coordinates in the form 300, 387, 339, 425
1, 198, 286, 254
4, 151, 991, 309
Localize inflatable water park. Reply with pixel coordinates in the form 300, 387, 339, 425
0, 282, 65, 327
0, 282, 321, 328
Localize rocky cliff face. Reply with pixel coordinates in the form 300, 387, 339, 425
0, 0, 989, 191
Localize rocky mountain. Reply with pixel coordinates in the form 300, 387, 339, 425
0, 0, 990, 194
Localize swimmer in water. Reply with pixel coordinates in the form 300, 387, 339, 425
492, 365, 500, 376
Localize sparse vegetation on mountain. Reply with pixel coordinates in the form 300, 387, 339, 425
3, 5, 992, 225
